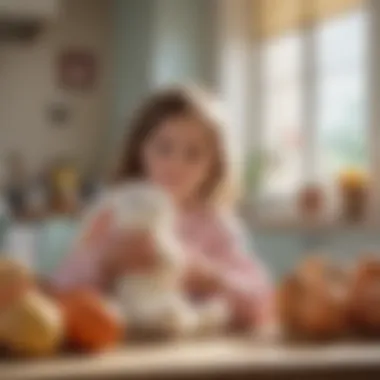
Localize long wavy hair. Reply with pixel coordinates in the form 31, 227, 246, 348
112, 85, 237, 207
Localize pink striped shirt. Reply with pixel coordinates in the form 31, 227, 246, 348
52, 205, 273, 325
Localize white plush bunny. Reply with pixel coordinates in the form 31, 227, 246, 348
101, 181, 230, 338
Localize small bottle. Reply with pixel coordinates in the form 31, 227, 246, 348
298, 184, 324, 221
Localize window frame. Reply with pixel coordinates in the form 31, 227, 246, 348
218, 0, 379, 228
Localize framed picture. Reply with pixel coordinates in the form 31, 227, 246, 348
58, 49, 97, 91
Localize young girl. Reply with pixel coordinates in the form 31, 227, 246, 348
52, 86, 273, 330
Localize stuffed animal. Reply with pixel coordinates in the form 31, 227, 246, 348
348, 256, 380, 336
277, 256, 350, 340
83, 181, 230, 338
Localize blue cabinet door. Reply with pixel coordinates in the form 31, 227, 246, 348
35, 218, 79, 277
255, 233, 304, 281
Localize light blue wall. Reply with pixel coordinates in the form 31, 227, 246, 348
152, 0, 217, 87
109, 0, 218, 157
111, 0, 155, 146
254, 229, 380, 281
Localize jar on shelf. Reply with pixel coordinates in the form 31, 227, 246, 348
338, 169, 369, 222
297, 184, 324, 221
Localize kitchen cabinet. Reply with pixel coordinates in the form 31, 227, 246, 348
2, 219, 380, 281
254, 233, 304, 280
254, 224, 380, 280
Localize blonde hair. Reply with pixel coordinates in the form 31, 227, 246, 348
113, 85, 237, 207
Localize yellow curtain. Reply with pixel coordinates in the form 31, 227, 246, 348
313, 0, 365, 21
255, 0, 365, 39
255, 0, 304, 38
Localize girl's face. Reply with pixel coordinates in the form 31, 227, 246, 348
141, 115, 215, 205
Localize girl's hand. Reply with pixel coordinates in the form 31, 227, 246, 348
253, 319, 282, 342
104, 230, 158, 279
224, 286, 258, 330
183, 255, 225, 297
184, 265, 257, 330
219, 271, 274, 331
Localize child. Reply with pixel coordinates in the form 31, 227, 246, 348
52, 86, 273, 330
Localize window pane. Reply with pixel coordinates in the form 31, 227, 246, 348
316, 10, 368, 181
260, 33, 303, 197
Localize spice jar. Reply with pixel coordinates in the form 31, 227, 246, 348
298, 184, 324, 221
338, 169, 368, 222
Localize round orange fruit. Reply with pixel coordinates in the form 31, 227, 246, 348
0, 258, 34, 311
59, 289, 124, 352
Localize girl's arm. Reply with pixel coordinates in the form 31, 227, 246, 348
51, 207, 159, 293
223, 258, 275, 329
183, 250, 226, 298
50, 207, 114, 292
205, 212, 275, 329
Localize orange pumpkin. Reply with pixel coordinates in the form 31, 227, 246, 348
59, 289, 124, 352
277, 257, 350, 340
0, 258, 34, 310
348, 257, 380, 335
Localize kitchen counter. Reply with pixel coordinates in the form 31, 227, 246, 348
2, 338, 380, 380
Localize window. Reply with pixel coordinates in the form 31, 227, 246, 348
316, 11, 368, 182
256, 4, 368, 208
261, 33, 303, 197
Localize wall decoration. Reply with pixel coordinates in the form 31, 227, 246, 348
58, 49, 97, 91
47, 102, 70, 126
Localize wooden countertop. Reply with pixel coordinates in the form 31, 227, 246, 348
2, 338, 380, 380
